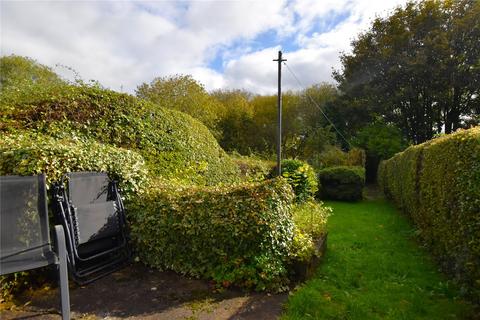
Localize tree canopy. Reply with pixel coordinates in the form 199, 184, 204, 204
214, 84, 339, 163
334, 0, 480, 144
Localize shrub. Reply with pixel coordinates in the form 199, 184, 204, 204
289, 201, 331, 263
317, 166, 365, 201
128, 178, 296, 292
0, 82, 240, 186
231, 154, 275, 182
310, 146, 365, 169
289, 230, 316, 263
292, 201, 332, 239
378, 127, 480, 301
279, 159, 318, 203
0, 131, 148, 197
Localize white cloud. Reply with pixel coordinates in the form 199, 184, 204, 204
223, 47, 282, 94
0, 0, 408, 94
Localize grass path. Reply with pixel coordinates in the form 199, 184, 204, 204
282, 199, 476, 319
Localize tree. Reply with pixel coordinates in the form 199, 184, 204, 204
0, 55, 63, 89
136, 75, 226, 138
297, 83, 339, 130
295, 83, 343, 150
211, 89, 255, 154
353, 120, 407, 182
334, 0, 480, 144
245, 88, 339, 162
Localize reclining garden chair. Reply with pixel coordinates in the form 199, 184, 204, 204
52, 172, 130, 284
0, 174, 70, 320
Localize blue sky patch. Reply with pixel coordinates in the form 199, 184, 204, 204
207, 10, 350, 72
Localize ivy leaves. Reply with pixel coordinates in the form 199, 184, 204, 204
0, 132, 148, 198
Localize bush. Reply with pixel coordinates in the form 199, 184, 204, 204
231, 154, 275, 182
378, 127, 480, 301
280, 159, 318, 203
128, 178, 296, 292
292, 201, 332, 239
289, 201, 332, 263
309, 146, 365, 170
317, 166, 365, 201
0, 82, 240, 186
0, 131, 148, 198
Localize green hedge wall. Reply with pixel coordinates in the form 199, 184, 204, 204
0, 131, 148, 197
317, 166, 365, 201
128, 178, 296, 292
0, 82, 240, 186
378, 127, 480, 301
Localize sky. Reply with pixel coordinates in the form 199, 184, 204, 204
1, 0, 407, 94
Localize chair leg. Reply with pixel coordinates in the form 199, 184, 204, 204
54, 225, 71, 320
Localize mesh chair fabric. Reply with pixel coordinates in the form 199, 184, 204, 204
75, 201, 119, 244
0, 175, 54, 275
68, 172, 110, 205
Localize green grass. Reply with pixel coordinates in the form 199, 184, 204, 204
283, 199, 476, 319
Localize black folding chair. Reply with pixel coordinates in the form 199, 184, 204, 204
0, 174, 70, 320
52, 172, 130, 284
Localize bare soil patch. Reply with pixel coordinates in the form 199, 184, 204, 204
1, 264, 288, 320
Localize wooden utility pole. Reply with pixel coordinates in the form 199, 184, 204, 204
273, 50, 286, 177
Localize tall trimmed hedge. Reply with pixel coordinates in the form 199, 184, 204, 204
0, 131, 148, 197
378, 127, 480, 301
128, 178, 296, 292
0, 82, 240, 185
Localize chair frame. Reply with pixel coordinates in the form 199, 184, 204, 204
52, 172, 130, 284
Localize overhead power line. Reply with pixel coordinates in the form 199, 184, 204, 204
283, 62, 352, 148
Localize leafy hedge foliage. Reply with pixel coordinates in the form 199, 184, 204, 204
0, 82, 240, 185
290, 201, 332, 263
378, 127, 480, 301
0, 55, 64, 89
0, 131, 148, 197
0, 131, 149, 300
292, 201, 332, 240
280, 159, 318, 203
136, 74, 225, 139
317, 166, 365, 201
310, 146, 366, 170
232, 155, 275, 182
128, 178, 296, 292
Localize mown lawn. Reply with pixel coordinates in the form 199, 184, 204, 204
282, 199, 476, 319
